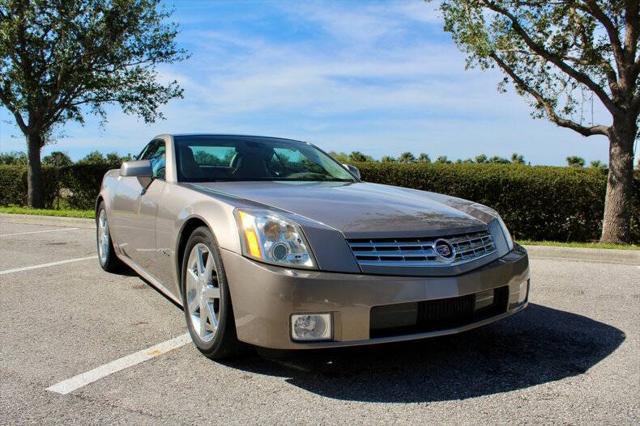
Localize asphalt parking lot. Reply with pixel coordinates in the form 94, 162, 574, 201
1, 214, 639, 424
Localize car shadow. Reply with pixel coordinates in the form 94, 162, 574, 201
221, 304, 625, 403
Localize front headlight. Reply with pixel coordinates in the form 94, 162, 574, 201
472, 203, 514, 252
234, 208, 316, 269
496, 215, 514, 251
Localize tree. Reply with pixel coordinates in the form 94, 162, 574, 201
435, 0, 639, 243
488, 155, 510, 164
349, 151, 371, 162
328, 151, 350, 163
398, 152, 416, 163
106, 152, 132, 167
0, 151, 27, 165
417, 153, 431, 163
435, 155, 451, 164
475, 154, 488, 164
511, 153, 525, 164
42, 151, 72, 168
567, 156, 586, 168
589, 159, 607, 170
78, 150, 130, 168
78, 151, 107, 165
381, 155, 396, 162
0, 0, 187, 207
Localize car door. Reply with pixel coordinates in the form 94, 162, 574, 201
110, 139, 167, 274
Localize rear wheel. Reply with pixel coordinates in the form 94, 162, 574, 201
181, 226, 243, 359
96, 202, 123, 272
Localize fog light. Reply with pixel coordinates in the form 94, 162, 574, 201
291, 313, 332, 341
517, 279, 529, 304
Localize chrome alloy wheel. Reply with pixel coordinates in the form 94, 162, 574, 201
186, 243, 221, 342
97, 209, 110, 265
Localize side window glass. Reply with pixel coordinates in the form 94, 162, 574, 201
136, 142, 153, 161
141, 140, 166, 180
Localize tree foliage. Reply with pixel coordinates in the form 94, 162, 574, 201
0, 0, 187, 133
42, 151, 72, 168
417, 153, 431, 163
436, 0, 639, 137
0, 151, 27, 165
77, 150, 131, 167
349, 151, 372, 162
567, 155, 586, 167
398, 152, 416, 163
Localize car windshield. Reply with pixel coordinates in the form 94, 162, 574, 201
174, 135, 356, 183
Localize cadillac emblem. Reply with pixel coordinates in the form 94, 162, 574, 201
434, 239, 455, 261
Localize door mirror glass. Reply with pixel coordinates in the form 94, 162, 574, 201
342, 164, 361, 180
120, 160, 153, 177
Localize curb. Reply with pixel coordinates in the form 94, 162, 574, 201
0, 213, 95, 229
523, 245, 640, 265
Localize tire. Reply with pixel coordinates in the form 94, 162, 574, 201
96, 202, 124, 273
181, 226, 243, 359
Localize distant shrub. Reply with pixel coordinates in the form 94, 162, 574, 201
353, 162, 639, 242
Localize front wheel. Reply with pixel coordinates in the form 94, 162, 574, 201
181, 226, 243, 359
96, 202, 124, 272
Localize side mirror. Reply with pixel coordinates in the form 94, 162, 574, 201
343, 163, 361, 180
120, 160, 153, 177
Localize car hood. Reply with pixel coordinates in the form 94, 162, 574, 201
185, 181, 489, 238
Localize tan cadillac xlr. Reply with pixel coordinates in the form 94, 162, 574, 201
97, 134, 530, 359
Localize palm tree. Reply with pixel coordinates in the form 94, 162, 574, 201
417, 153, 431, 163
398, 152, 416, 163
511, 153, 525, 164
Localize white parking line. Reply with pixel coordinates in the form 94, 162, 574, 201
47, 333, 192, 395
0, 227, 80, 237
0, 256, 97, 275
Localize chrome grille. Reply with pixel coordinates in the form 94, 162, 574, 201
347, 231, 496, 267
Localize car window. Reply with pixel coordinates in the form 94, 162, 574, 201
191, 146, 237, 166
140, 140, 166, 180
269, 147, 325, 177
173, 136, 355, 183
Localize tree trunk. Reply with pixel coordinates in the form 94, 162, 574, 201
600, 116, 637, 243
26, 133, 44, 208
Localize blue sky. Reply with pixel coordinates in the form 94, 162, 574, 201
0, 0, 623, 165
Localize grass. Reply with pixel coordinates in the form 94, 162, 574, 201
0, 206, 94, 219
518, 240, 639, 250
0, 206, 638, 249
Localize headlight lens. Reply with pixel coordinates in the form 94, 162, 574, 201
234, 208, 316, 269
496, 215, 514, 251
472, 203, 514, 251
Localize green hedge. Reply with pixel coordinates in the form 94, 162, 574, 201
59, 163, 112, 209
353, 162, 640, 242
0, 162, 638, 242
0, 165, 60, 208
0, 164, 111, 210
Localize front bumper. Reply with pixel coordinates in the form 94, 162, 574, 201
221, 245, 529, 349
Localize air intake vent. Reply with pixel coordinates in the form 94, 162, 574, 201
347, 231, 496, 268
